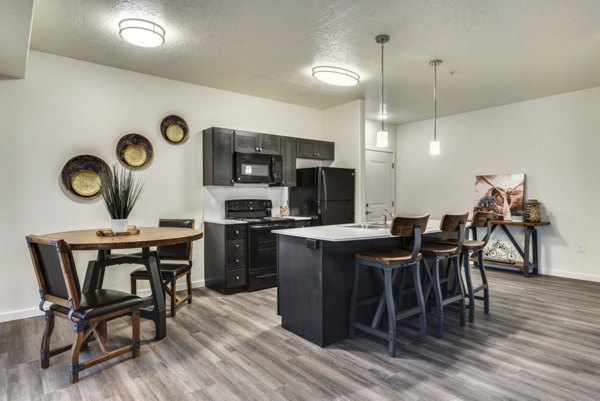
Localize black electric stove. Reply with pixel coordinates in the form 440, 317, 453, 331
225, 200, 294, 291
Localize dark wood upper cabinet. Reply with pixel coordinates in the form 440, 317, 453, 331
296, 139, 335, 160
234, 131, 281, 155
279, 137, 297, 187
203, 127, 234, 186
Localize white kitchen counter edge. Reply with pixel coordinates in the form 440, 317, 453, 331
273, 221, 443, 242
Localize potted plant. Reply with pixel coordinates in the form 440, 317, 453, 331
100, 164, 144, 233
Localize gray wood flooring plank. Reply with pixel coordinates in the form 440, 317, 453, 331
1, 270, 599, 400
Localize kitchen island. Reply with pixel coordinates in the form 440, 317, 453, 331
273, 221, 448, 347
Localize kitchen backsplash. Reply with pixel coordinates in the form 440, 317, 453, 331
203, 186, 288, 220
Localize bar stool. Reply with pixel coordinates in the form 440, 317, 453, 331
420, 212, 469, 337
441, 211, 493, 322
349, 215, 429, 357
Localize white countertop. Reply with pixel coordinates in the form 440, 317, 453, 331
204, 219, 247, 225
285, 216, 312, 221
273, 220, 443, 242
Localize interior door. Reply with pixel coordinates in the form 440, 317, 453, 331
364, 150, 394, 222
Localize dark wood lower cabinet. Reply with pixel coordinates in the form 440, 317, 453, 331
205, 223, 249, 294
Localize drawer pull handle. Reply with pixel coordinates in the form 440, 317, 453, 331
236, 276, 240, 280
235, 230, 239, 235
235, 259, 239, 263
235, 244, 239, 249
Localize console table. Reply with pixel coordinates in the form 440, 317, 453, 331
472, 221, 550, 277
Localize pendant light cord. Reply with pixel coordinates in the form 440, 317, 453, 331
381, 40, 385, 132
433, 62, 437, 141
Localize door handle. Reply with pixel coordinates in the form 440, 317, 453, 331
365, 211, 373, 214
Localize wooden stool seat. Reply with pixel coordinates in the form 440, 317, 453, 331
355, 249, 422, 265
440, 238, 486, 250
420, 243, 459, 255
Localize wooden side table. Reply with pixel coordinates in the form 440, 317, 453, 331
473, 221, 550, 277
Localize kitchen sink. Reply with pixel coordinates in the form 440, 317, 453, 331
346, 223, 388, 230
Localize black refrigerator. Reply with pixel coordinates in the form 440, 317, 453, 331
289, 167, 355, 226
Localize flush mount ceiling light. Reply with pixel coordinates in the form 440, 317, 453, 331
312, 66, 360, 86
429, 59, 442, 155
375, 34, 390, 148
119, 18, 165, 48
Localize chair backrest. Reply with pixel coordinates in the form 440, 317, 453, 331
391, 215, 430, 263
390, 215, 430, 237
471, 211, 493, 228
26, 236, 81, 309
439, 212, 470, 232
156, 219, 195, 261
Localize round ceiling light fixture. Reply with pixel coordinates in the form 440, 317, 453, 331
312, 66, 360, 86
119, 18, 165, 48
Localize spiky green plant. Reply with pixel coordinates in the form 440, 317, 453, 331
100, 164, 144, 219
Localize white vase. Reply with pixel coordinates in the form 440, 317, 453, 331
111, 219, 128, 233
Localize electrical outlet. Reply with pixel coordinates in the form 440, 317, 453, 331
577, 243, 585, 253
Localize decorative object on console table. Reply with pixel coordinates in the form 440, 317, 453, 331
474, 173, 525, 220
160, 115, 189, 144
116, 133, 153, 169
61, 155, 109, 200
99, 164, 144, 233
525, 199, 541, 223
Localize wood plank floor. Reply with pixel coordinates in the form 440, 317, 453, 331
1, 269, 599, 401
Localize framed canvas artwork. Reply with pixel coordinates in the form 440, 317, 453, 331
474, 173, 525, 220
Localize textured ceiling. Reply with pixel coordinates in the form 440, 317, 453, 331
30, 0, 600, 124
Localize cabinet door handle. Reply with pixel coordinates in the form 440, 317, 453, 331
255, 147, 259, 152
317, 153, 320, 157
235, 230, 239, 235
230, 179, 234, 183
236, 276, 240, 280
259, 147, 263, 152
235, 259, 240, 263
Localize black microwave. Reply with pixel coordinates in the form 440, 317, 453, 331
234, 152, 283, 184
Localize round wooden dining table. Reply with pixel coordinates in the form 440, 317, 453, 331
44, 227, 203, 340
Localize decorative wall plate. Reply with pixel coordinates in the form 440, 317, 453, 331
160, 115, 189, 144
61, 155, 109, 199
116, 133, 153, 169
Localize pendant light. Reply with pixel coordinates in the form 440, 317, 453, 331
429, 59, 442, 155
376, 34, 390, 148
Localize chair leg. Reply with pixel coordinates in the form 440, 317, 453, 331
186, 271, 193, 304
411, 264, 427, 343
132, 310, 140, 358
478, 250, 490, 314
130, 277, 137, 295
396, 268, 407, 310
170, 278, 177, 317
348, 260, 360, 339
40, 311, 55, 369
383, 268, 397, 357
69, 329, 85, 384
431, 258, 444, 338
463, 250, 475, 323
453, 256, 465, 327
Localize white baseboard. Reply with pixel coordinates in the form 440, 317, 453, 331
541, 270, 600, 283
0, 280, 205, 323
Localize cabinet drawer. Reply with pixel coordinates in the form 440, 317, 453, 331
226, 254, 247, 269
226, 239, 247, 255
226, 269, 247, 288
226, 225, 247, 240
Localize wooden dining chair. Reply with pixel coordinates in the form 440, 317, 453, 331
130, 219, 195, 317
26, 236, 142, 384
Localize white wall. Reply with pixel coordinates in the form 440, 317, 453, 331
395, 86, 600, 282
323, 100, 365, 221
0, 51, 359, 321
